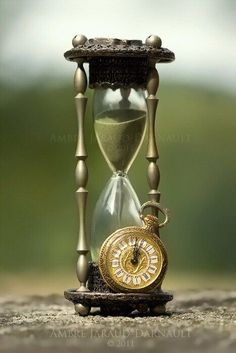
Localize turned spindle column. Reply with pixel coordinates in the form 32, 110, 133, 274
72, 35, 90, 294
145, 35, 162, 229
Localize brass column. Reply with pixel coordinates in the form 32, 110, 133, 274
145, 36, 161, 229
72, 35, 89, 295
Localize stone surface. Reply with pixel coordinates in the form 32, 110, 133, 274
0, 290, 235, 353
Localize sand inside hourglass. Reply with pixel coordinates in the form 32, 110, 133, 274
94, 109, 146, 172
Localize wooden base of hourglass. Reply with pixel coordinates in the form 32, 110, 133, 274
64, 262, 173, 316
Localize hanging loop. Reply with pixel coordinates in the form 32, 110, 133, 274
140, 201, 169, 229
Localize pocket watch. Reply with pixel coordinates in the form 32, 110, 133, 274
99, 201, 169, 293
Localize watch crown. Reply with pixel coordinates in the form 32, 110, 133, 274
142, 214, 160, 234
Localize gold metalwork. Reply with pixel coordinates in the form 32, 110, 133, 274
99, 203, 168, 293
140, 201, 168, 229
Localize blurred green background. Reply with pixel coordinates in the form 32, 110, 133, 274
0, 0, 236, 292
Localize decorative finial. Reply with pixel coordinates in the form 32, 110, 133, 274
72, 34, 87, 47
145, 35, 162, 48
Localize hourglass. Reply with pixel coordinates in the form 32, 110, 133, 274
64, 35, 175, 316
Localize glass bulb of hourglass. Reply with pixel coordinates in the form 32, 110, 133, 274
91, 88, 147, 261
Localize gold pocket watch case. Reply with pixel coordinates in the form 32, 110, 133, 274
99, 205, 168, 293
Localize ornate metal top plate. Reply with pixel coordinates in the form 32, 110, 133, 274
64, 37, 175, 63
64, 36, 175, 89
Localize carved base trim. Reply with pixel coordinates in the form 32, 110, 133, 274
64, 289, 173, 316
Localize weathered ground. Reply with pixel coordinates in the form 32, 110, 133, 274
0, 290, 235, 353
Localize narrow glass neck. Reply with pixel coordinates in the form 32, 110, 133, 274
112, 171, 127, 178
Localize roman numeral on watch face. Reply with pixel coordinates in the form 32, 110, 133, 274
112, 249, 121, 258
112, 259, 119, 267
141, 272, 151, 282
114, 268, 123, 277
132, 276, 141, 285
150, 255, 158, 263
122, 274, 131, 284
119, 240, 128, 250
146, 245, 155, 254
148, 265, 157, 274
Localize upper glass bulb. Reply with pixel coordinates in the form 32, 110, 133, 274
93, 88, 147, 173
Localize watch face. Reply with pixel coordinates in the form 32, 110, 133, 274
99, 226, 167, 292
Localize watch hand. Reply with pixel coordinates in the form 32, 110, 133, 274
131, 238, 141, 265
133, 257, 145, 273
